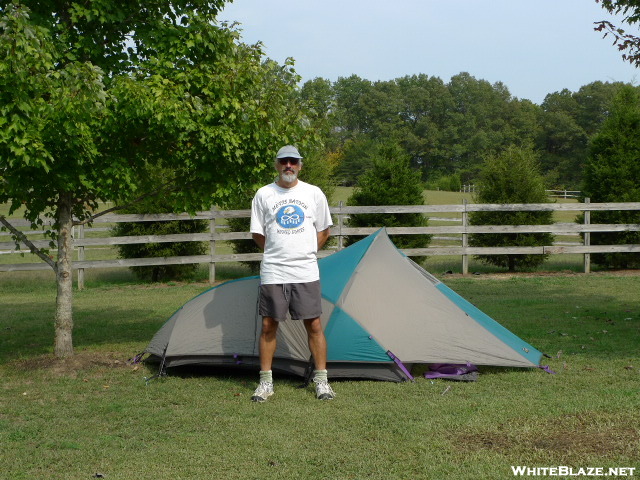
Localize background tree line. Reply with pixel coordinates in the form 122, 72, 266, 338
300, 73, 631, 190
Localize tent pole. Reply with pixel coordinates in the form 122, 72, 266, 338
387, 350, 415, 382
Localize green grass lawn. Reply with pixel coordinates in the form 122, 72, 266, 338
1, 271, 638, 479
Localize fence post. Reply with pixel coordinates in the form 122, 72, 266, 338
584, 197, 591, 274
77, 224, 85, 290
337, 201, 344, 250
462, 199, 469, 275
209, 206, 217, 284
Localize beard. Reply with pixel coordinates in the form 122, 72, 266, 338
280, 171, 298, 183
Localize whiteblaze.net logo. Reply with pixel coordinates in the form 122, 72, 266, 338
511, 466, 636, 477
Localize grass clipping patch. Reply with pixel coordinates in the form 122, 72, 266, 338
456, 412, 639, 461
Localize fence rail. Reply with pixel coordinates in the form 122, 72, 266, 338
1, 200, 639, 287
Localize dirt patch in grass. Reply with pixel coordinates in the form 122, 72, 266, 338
456, 412, 639, 459
10, 351, 136, 377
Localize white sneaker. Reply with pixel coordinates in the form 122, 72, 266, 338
314, 379, 336, 400
251, 381, 274, 402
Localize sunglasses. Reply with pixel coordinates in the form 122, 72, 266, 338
278, 158, 300, 166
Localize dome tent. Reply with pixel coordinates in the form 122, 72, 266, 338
144, 229, 543, 381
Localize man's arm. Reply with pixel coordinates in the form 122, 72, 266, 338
252, 233, 266, 251
317, 228, 330, 250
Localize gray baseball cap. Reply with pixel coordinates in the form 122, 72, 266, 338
275, 145, 303, 159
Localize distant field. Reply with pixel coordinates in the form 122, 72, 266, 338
333, 187, 580, 219
331, 187, 475, 206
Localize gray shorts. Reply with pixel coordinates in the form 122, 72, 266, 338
259, 280, 322, 321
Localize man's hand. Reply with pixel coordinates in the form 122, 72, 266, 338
317, 228, 331, 249
252, 233, 266, 251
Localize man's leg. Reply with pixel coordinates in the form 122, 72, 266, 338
252, 316, 278, 403
259, 316, 279, 371
304, 317, 335, 400
303, 317, 327, 370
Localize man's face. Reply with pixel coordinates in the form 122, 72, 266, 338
277, 157, 301, 183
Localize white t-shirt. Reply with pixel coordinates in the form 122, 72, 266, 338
250, 180, 333, 284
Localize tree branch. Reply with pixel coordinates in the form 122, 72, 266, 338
0, 215, 58, 272
595, 20, 640, 67
73, 183, 180, 226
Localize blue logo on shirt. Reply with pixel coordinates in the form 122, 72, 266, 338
276, 204, 305, 229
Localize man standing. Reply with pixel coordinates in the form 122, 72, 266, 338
249, 145, 335, 402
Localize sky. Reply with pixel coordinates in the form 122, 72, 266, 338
218, 0, 640, 105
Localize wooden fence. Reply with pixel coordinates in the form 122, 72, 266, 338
1, 200, 640, 289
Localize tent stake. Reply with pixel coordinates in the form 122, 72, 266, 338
144, 346, 168, 385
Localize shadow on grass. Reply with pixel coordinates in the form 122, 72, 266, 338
0, 303, 167, 364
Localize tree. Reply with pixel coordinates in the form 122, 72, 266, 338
334, 135, 379, 186
395, 74, 453, 175
536, 82, 623, 188
311, 71, 549, 187
0, 3, 309, 357
574, 81, 624, 136
537, 109, 588, 188
469, 146, 554, 272
332, 74, 374, 135
582, 84, 640, 268
595, 0, 640, 67
299, 77, 337, 147
346, 144, 431, 257
422, 72, 542, 184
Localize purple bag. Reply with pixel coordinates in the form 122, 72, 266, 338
424, 363, 478, 381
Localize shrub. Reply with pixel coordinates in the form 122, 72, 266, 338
111, 198, 207, 282
469, 145, 554, 271
345, 143, 431, 258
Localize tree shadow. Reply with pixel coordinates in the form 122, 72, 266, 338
0, 303, 165, 364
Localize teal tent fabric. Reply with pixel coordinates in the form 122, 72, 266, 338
324, 307, 389, 362
318, 231, 378, 303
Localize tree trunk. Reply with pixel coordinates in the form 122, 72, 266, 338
54, 194, 74, 357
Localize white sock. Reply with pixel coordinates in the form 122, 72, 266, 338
313, 369, 328, 383
259, 370, 273, 384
